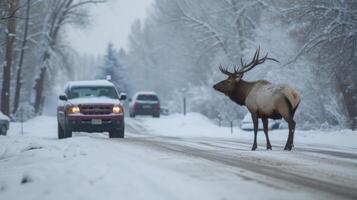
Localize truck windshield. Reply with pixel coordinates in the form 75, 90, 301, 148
68, 86, 119, 99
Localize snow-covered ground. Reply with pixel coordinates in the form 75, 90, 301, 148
135, 113, 357, 150
1, 113, 356, 200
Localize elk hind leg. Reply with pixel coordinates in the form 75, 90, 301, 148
288, 102, 299, 148
262, 117, 272, 150
251, 113, 259, 151
277, 102, 294, 150
284, 118, 296, 150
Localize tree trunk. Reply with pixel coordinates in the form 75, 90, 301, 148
13, 0, 31, 114
33, 50, 50, 114
34, 66, 47, 114
32, 1, 69, 114
1, 0, 19, 116
341, 84, 357, 129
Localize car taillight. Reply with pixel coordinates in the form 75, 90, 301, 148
156, 102, 160, 109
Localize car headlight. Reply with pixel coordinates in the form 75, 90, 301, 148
68, 106, 80, 114
113, 106, 123, 113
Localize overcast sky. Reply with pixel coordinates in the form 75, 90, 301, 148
67, 0, 154, 55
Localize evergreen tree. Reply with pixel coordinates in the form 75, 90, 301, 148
97, 43, 129, 93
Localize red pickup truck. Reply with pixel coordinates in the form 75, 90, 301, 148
57, 80, 127, 139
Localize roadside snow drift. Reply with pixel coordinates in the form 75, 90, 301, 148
133, 113, 357, 149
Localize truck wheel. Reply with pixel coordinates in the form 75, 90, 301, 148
153, 113, 160, 118
0, 125, 7, 136
130, 113, 135, 118
109, 127, 124, 138
58, 122, 66, 139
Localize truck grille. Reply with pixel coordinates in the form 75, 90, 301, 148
79, 105, 112, 115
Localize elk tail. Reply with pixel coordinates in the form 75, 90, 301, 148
282, 87, 300, 117
283, 95, 300, 118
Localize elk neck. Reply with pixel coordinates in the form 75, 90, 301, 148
228, 79, 256, 106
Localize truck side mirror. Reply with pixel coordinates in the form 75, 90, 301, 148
119, 93, 127, 101
59, 94, 67, 101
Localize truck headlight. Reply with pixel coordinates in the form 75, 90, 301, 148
68, 106, 80, 114
113, 106, 123, 113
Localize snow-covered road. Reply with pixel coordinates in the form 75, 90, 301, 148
1, 114, 357, 200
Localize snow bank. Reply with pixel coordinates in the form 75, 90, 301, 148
138, 112, 357, 149
142, 113, 222, 136
8, 116, 58, 138
0, 111, 10, 121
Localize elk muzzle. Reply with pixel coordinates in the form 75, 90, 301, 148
213, 83, 219, 91
213, 82, 223, 92
213, 80, 233, 96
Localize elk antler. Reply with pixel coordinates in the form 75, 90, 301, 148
219, 64, 235, 76
234, 47, 280, 74
218, 48, 279, 77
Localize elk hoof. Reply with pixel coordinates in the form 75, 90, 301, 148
267, 145, 272, 150
284, 145, 292, 151
251, 144, 257, 151
284, 143, 294, 151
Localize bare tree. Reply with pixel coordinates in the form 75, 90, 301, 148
282, 0, 357, 128
0, 0, 21, 21
13, 0, 31, 114
32, 0, 105, 114
1, 0, 19, 116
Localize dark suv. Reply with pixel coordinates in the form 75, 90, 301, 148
57, 80, 126, 139
129, 92, 160, 118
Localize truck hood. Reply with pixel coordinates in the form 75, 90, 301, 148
68, 97, 121, 106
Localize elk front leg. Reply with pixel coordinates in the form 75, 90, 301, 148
262, 117, 272, 150
251, 113, 258, 151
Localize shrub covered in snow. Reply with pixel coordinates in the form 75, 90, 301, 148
13, 103, 36, 122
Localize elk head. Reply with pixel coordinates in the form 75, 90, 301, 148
213, 48, 279, 95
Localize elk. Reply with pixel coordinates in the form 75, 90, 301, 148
213, 48, 300, 151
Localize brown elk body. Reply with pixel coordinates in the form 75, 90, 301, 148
213, 48, 300, 150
